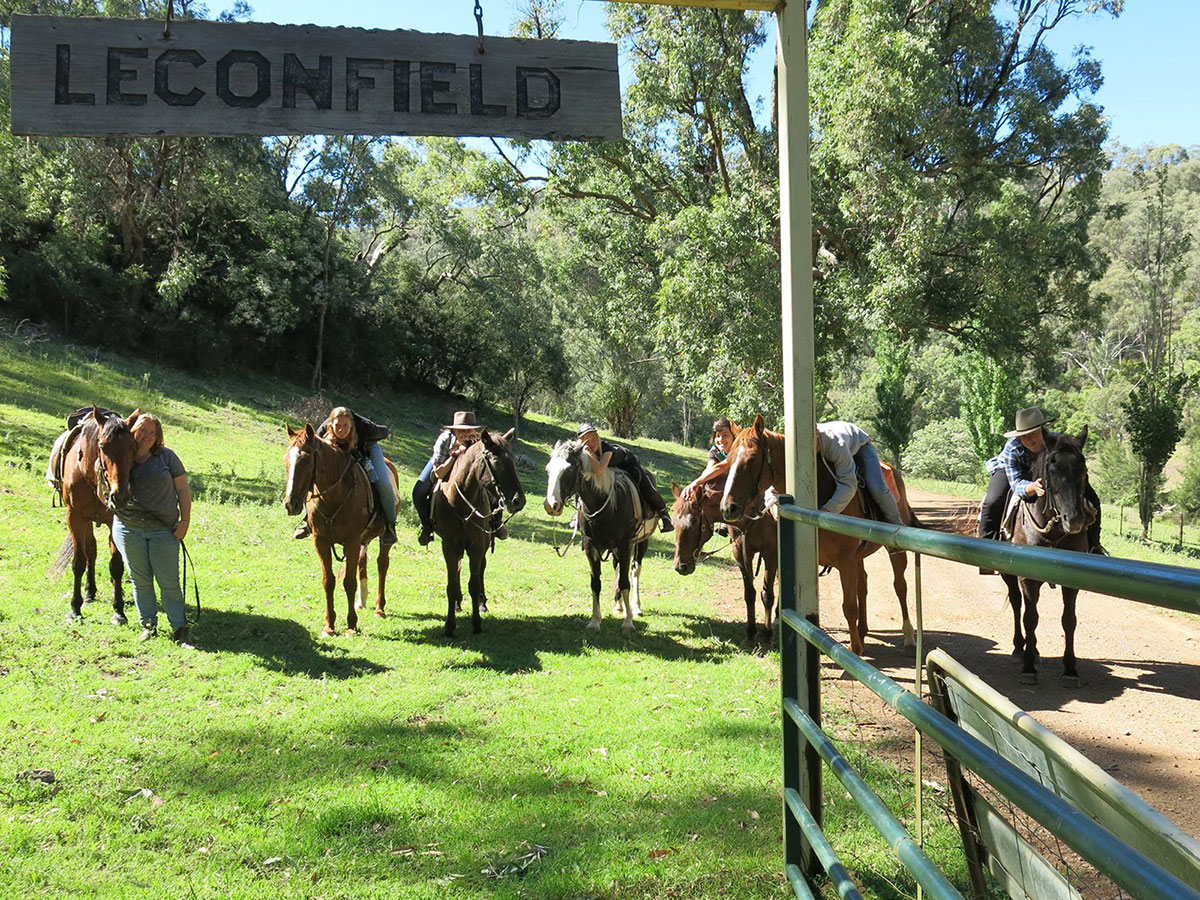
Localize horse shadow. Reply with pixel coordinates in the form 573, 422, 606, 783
192, 607, 389, 680
386, 610, 742, 674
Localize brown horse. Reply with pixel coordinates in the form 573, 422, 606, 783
720, 416, 916, 655
283, 423, 399, 636
432, 429, 526, 637
55, 407, 139, 624
671, 473, 778, 649
1002, 427, 1092, 686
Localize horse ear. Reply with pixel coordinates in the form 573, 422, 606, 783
729, 420, 740, 435
125, 408, 140, 429
501, 427, 516, 443
1077, 424, 1088, 448
285, 422, 297, 438
752, 414, 765, 434
304, 422, 315, 439
671, 482, 682, 498
90, 405, 101, 422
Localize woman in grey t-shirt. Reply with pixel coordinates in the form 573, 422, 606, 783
111, 414, 194, 647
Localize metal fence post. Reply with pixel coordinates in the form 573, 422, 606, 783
780, 496, 821, 877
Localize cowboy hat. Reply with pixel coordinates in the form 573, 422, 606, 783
444, 411, 480, 431
1003, 406, 1057, 438
576, 422, 599, 439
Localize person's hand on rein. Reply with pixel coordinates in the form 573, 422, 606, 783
174, 519, 189, 540
1025, 478, 1046, 498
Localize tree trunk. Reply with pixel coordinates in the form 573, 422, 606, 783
311, 302, 327, 392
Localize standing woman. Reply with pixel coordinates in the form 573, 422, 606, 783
112, 413, 194, 648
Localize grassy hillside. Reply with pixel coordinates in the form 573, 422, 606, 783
0, 331, 802, 899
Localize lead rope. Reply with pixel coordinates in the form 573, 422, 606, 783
474, 0, 485, 54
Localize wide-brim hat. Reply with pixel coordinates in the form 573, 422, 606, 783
1003, 406, 1057, 438
576, 423, 599, 439
444, 410, 480, 431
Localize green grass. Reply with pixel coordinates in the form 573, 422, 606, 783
0, 332, 1012, 899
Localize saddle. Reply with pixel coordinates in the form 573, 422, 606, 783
999, 491, 1023, 541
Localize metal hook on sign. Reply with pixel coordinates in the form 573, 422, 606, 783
474, 0, 485, 54
164, 0, 175, 40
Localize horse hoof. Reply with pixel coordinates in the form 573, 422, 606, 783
321, 627, 336, 637
111, 613, 127, 626
1019, 672, 1038, 685
374, 610, 386, 619
586, 620, 601, 632
621, 624, 635, 634
67, 611, 82, 623
354, 600, 365, 611
1061, 674, 1080, 688
345, 628, 358, 637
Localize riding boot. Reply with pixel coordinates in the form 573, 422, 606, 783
492, 511, 507, 540
658, 510, 672, 533
381, 522, 398, 546
1087, 520, 1106, 556
294, 517, 311, 540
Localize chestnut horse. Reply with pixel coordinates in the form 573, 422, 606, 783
55, 407, 139, 624
720, 416, 916, 655
283, 423, 400, 636
432, 429, 526, 637
1002, 427, 1093, 686
671, 473, 778, 649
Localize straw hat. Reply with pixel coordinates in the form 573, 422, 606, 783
1003, 407, 1057, 438
444, 411, 480, 431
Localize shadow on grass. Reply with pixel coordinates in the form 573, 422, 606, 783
381, 609, 743, 674
195, 606, 389, 680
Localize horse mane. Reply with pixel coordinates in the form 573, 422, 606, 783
549, 439, 615, 495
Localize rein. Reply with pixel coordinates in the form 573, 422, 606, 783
305, 444, 360, 532
443, 450, 519, 535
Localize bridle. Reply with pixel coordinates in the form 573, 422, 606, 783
296, 438, 359, 530
445, 444, 522, 534
1020, 447, 1096, 542
727, 432, 777, 523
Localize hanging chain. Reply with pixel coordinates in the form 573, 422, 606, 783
164, 0, 175, 40
474, 0, 485, 54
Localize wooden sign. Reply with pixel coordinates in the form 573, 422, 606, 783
9, 15, 622, 140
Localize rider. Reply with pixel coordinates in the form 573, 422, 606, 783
576, 423, 673, 533
816, 421, 904, 527
978, 406, 1103, 563
680, 417, 737, 501
293, 407, 397, 546
412, 411, 507, 546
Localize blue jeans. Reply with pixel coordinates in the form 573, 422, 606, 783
364, 442, 396, 526
858, 444, 903, 526
112, 519, 186, 631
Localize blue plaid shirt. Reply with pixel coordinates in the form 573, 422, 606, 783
986, 433, 1057, 498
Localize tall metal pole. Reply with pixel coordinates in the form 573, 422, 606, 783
777, 0, 821, 879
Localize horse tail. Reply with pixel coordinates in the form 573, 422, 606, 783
883, 463, 922, 527
49, 536, 74, 576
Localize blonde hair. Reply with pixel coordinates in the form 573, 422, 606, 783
326, 406, 358, 451
132, 414, 164, 454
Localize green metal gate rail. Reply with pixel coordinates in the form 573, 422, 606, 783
776, 498, 1200, 899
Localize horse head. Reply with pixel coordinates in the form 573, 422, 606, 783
671, 480, 724, 575
479, 428, 526, 514
1039, 425, 1091, 535
96, 408, 139, 509
722, 414, 772, 522
544, 439, 585, 517
282, 422, 318, 516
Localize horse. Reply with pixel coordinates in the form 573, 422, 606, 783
283, 423, 400, 636
544, 439, 658, 633
53, 407, 139, 624
1001, 427, 1093, 686
720, 416, 917, 655
671, 473, 778, 650
431, 429, 526, 637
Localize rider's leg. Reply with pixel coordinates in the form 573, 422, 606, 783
412, 457, 436, 545
858, 444, 903, 526
365, 442, 398, 545
632, 466, 672, 533
978, 469, 1010, 574
1084, 479, 1105, 554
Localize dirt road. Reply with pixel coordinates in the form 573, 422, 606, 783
746, 489, 1200, 838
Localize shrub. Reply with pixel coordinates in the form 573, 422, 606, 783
902, 418, 980, 483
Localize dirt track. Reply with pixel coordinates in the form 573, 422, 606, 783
739, 489, 1200, 838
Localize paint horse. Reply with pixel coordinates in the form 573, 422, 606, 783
52, 407, 139, 624
671, 473, 778, 649
545, 439, 658, 633
283, 423, 400, 635
431, 429, 526, 636
1001, 427, 1094, 685
720, 416, 917, 655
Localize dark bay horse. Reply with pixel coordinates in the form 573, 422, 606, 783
55, 407, 138, 624
671, 474, 778, 649
432, 429, 525, 637
1002, 427, 1093, 686
720, 416, 916, 655
283, 423, 400, 636
544, 439, 658, 633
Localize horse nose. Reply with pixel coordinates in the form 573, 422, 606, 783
511, 493, 526, 513
544, 500, 562, 517
722, 500, 741, 522
675, 560, 694, 576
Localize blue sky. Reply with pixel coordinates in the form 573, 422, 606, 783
240, 0, 1198, 150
